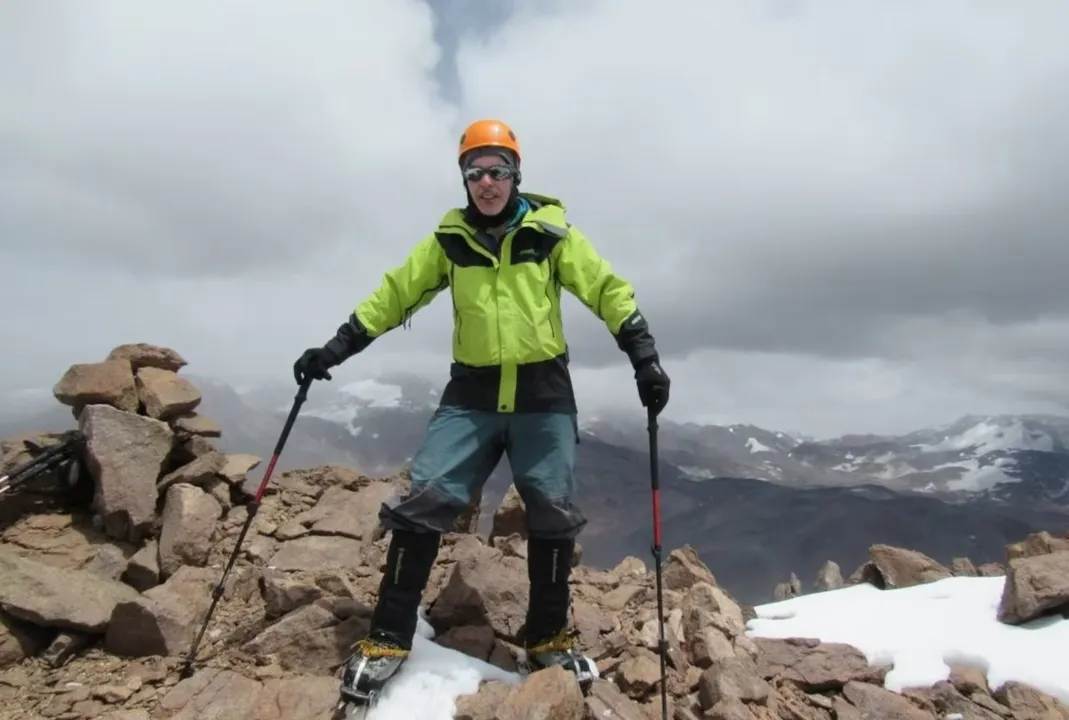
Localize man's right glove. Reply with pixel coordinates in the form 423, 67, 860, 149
635, 358, 670, 416
293, 347, 340, 385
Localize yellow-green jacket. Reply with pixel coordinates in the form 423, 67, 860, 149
324, 193, 658, 414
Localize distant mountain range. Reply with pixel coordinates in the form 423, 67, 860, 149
4, 374, 1069, 605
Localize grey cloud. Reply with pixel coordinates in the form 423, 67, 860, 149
0, 0, 460, 279
4, 0, 1069, 438
454, 0, 1069, 371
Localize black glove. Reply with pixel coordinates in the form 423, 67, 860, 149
293, 347, 340, 385
635, 358, 670, 416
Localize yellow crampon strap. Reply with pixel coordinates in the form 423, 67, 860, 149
526, 628, 579, 654
352, 637, 410, 659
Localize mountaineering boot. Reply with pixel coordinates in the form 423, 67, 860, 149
338, 529, 441, 703
522, 537, 597, 683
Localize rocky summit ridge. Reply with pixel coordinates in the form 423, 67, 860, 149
1, 342, 1069, 719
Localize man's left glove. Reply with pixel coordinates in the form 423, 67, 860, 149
635, 359, 670, 416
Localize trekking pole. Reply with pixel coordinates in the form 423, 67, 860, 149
647, 404, 668, 720
0, 432, 84, 497
180, 377, 312, 679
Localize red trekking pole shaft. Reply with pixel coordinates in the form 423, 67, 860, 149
180, 377, 311, 678
648, 405, 668, 720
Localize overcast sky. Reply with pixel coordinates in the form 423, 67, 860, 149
3, 0, 1069, 438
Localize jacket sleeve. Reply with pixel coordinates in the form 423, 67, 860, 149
553, 224, 659, 369
323, 233, 448, 363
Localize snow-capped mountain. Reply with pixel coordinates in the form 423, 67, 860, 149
785, 415, 1069, 504
571, 411, 1069, 506
5, 373, 1069, 506
6, 376, 1069, 602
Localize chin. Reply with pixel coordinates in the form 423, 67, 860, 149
476, 200, 507, 216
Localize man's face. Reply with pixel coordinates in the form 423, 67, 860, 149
463, 153, 515, 217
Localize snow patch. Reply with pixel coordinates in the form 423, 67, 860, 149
364, 607, 522, 718
340, 379, 403, 408
747, 575, 1069, 705
303, 404, 359, 426
745, 437, 773, 454
918, 419, 1054, 455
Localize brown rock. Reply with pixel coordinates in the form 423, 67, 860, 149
104, 566, 215, 657
221, 453, 262, 485
752, 637, 884, 691
304, 482, 397, 541
105, 343, 187, 372
135, 367, 202, 420
0, 545, 139, 633
170, 413, 222, 438
615, 650, 664, 698
774, 572, 802, 600
813, 560, 843, 591
84, 543, 129, 581
158, 667, 339, 720
436, 624, 497, 661
156, 451, 227, 493
53, 360, 139, 414
495, 665, 586, 720
259, 570, 325, 619
428, 540, 529, 639
950, 557, 978, 576
868, 544, 953, 588
455, 680, 513, 720
830, 695, 862, 719
997, 551, 1069, 624
689, 625, 735, 669
1007, 530, 1069, 561
173, 435, 217, 466
704, 697, 757, 720
601, 584, 643, 612
268, 535, 368, 572
1, 511, 106, 571
489, 484, 526, 542
584, 677, 653, 720
123, 540, 160, 591
80, 404, 174, 543
994, 681, 1069, 719
157, 483, 223, 577
680, 581, 745, 641
696, 656, 770, 710
923, 679, 1006, 720
663, 545, 717, 591
948, 665, 989, 696
841, 680, 934, 719
241, 598, 371, 674
976, 562, 1004, 577
0, 610, 53, 668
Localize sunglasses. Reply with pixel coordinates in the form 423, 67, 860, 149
462, 164, 515, 182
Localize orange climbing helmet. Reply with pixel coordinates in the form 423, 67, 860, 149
457, 119, 521, 165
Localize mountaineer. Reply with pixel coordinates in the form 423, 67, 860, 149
293, 118, 670, 706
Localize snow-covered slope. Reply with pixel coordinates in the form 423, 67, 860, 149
748, 575, 1069, 704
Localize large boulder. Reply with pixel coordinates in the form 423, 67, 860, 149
53, 360, 139, 415
135, 367, 202, 421
80, 404, 174, 543
0, 546, 139, 634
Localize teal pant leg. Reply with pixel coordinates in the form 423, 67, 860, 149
379, 405, 505, 534
505, 412, 587, 540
